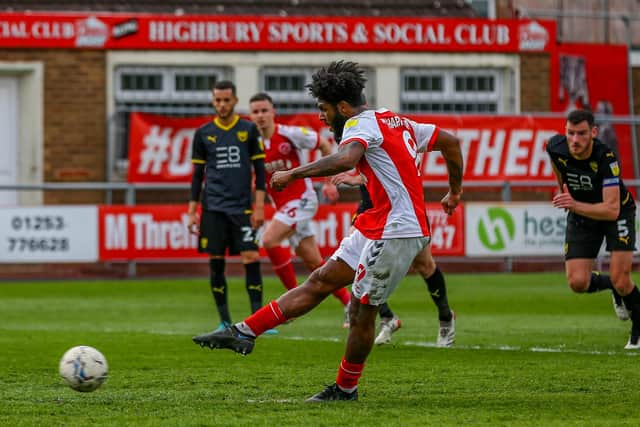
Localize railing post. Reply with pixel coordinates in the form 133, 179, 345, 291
501, 181, 512, 202
126, 184, 137, 278
502, 181, 513, 272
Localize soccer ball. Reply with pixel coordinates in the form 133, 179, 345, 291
58, 346, 108, 392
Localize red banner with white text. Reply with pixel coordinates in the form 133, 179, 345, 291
127, 112, 635, 183
550, 43, 631, 170
0, 13, 555, 52
98, 203, 464, 260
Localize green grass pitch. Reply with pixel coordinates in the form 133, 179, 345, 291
0, 272, 638, 426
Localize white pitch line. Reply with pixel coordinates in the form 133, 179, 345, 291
7, 325, 636, 356
280, 335, 640, 356
246, 399, 295, 404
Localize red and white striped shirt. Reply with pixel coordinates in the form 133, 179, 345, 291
340, 109, 439, 239
263, 124, 319, 208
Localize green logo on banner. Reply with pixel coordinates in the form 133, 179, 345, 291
477, 207, 515, 251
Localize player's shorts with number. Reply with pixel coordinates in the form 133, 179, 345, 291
198, 210, 258, 255
332, 229, 430, 305
272, 196, 318, 249
564, 209, 636, 259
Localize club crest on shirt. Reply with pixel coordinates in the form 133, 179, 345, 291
610, 161, 620, 176
589, 161, 598, 173
278, 142, 292, 155
237, 131, 248, 142
345, 118, 358, 129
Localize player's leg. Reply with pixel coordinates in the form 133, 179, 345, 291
231, 213, 264, 315
193, 257, 355, 353
307, 235, 428, 401
193, 228, 365, 352
307, 299, 378, 401
411, 244, 454, 347
605, 212, 639, 348
374, 302, 401, 345
564, 258, 593, 293
412, 245, 453, 321
261, 218, 298, 290
209, 256, 232, 330
293, 221, 351, 326
609, 251, 640, 348
564, 213, 627, 318
199, 210, 233, 328
296, 236, 351, 300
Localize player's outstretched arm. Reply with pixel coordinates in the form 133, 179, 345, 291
318, 136, 340, 203
432, 130, 463, 214
271, 142, 364, 191
332, 172, 365, 186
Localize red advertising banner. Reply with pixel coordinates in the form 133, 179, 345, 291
128, 112, 634, 183
98, 203, 464, 260
550, 43, 631, 174
427, 203, 464, 256
127, 113, 206, 183
0, 13, 555, 52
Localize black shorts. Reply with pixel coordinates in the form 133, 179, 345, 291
564, 209, 636, 259
198, 210, 259, 255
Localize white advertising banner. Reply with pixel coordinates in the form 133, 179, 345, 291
0, 206, 98, 262
466, 202, 567, 256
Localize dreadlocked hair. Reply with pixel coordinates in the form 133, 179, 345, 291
306, 60, 367, 107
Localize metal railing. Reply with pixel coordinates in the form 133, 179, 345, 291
1, 180, 638, 276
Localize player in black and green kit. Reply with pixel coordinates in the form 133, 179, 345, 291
187, 80, 273, 334
547, 109, 640, 349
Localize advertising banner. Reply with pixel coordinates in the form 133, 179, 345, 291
465, 202, 567, 256
127, 113, 207, 183
550, 43, 633, 178
99, 202, 464, 260
98, 204, 357, 261
0, 206, 98, 262
129, 112, 637, 183
0, 13, 555, 53
427, 203, 465, 256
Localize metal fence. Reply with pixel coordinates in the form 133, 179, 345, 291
1, 179, 639, 276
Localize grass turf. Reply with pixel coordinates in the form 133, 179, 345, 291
0, 272, 638, 426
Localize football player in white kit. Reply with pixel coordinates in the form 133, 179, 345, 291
193, 61, 463, 402
249, 92, 351, 324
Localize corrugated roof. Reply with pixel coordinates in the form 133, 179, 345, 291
0, 0, 478, 17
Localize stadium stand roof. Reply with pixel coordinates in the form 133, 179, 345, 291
0, 0, 478, 17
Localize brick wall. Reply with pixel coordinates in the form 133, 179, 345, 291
0, 49, 107, 204
519, 53, 551, 112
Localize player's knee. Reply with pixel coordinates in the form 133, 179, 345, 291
416, 259, 436, 278
307, 267, 338, 295
611, 273, 633, 295
301, 257, 322, 272
209, 258, 225, 275
241, 251, 261, 264
566, 274, 589, 293
261, 234, 278, 249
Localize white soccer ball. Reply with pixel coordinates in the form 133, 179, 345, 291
58, 345, 108, 392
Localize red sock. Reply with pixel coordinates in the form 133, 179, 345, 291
244, 301, 287, 336
266, 246, 297, 290
333, 287, 351, 306
311, 259, 351, 306
335, 357, 364, 392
